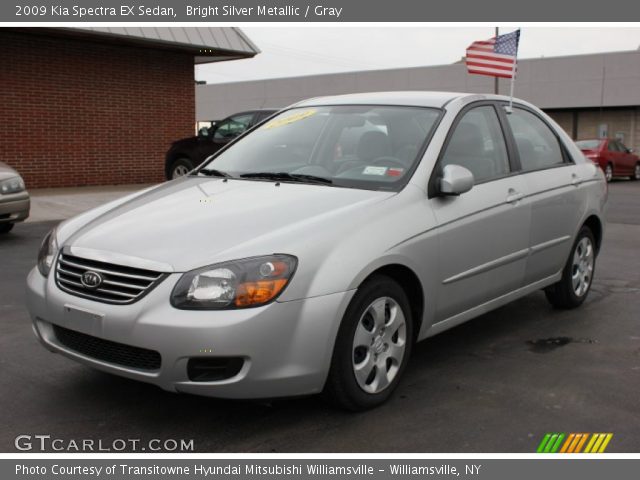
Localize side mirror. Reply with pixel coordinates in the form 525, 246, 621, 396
439, 164, 474, 196
198, 127, 210, 137
628, 148, 634, 154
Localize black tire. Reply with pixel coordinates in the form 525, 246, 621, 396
545, 226, 597, 309
323, 274, 413, 411
604, 163, 613, 183
0, 223, 14, 234
630, 162, 640, 181
169, 158, 195, 179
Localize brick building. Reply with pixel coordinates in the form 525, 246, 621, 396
197, 49, 640, 154
0, 28, 258, 188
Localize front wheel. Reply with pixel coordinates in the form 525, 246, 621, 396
631, 162, 640, 181
169, 158, 195, 180
323, 275, 413, 411
545, 226, 596, 309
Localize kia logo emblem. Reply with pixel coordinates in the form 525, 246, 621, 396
81, 271, 103, 289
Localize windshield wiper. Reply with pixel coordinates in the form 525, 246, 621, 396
239, 172, 333, 185
198, 168, 232, 178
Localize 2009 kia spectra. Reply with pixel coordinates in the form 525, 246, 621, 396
26, 92, 606, 410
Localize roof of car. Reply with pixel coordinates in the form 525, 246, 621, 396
293, 91, 522, 109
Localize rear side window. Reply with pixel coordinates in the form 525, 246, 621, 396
440, 106, 510, 183
506, 108, 565, 171
607, 141, 620, 152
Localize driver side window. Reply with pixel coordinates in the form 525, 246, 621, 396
441, 106, 510, 184
213, 113, 254, 141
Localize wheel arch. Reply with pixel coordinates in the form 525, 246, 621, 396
358, 263, 425, 342
582, 214, 603, 254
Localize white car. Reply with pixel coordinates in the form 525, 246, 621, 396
26, 92, 606, 410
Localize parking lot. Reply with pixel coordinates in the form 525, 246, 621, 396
1, 181, 639, 453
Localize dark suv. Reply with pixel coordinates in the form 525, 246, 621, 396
165, 109, 277, 179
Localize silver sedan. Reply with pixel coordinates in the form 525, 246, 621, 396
26, 92, 606, 410
0, 161, 30, 234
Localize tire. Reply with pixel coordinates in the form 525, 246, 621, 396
630, 162, 640, 181
0, 223, 14, 234
545, 226, 596, 309
323, 274, 413, 411
604, 163, 613, 183
169, 158, 195, 179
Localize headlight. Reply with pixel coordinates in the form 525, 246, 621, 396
171, 255, 297, 310
37, 227, 59, 277
0, 176, 26, 195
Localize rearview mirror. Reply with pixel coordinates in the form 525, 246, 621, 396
439, 164, 474, 196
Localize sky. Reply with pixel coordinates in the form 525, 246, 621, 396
196, 27, 640, 84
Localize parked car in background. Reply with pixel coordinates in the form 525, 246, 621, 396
0, 162, 29, 234
576, 138, 640, 182
27, 92, 606, 410
165, 109, 278, 179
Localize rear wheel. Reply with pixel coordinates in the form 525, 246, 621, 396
631, 162, 640, 181
169, 158, 195, 179
0, 223, 14, 234
604, 163, 613, 182
324, 275, 413, 411
545, 226, 596, 309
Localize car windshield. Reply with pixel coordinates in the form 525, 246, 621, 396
575, 140, 601, 150
198, 105, 441, 191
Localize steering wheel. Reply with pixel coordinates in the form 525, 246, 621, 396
371, 156, 407, 169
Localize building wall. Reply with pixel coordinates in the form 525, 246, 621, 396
0, 31, 195, 189
196, 50, 640, 121
547, 108, 639, 153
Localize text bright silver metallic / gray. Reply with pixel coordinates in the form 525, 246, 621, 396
26, 92, 607, 410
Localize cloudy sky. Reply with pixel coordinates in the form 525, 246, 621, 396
196, 27, 640, 84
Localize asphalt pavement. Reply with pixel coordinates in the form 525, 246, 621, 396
1, 181, 639, 453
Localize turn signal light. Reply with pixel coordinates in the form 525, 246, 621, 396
235, 279, 288, 307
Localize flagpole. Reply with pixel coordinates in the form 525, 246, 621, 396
507, 60, 516, 113
507, 29, 520, 114
494, 27, 499, 95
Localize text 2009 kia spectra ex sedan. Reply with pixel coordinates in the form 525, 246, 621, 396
26, 92, 607, 410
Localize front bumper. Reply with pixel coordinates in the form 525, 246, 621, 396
0, 191, 30, 223
25, 267, 355, 399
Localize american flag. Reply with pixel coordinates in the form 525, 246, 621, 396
465, 29, 520, 79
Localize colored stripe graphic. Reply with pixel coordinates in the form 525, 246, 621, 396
538, 433, 613, 453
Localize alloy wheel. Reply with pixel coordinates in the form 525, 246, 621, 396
352, 296, 407, 394
634, 164, 640, 181
605, 164, 613, 182
172, 165, 191, 179
571, 236, 594, 297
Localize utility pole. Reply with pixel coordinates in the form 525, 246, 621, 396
494, 27, 499, 94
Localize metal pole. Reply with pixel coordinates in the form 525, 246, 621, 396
494, 27, 499, 95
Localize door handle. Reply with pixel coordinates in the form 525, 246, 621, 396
571, 173, 582, 186
506, 189, 524, 204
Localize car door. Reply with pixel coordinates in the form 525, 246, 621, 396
502, 105, 583, 285
431, 103, 531, 322
617, 141, 634, 174
606, 139, 623, 174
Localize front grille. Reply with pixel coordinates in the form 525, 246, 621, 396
53, 324, 161, 371
55, 252, 166, 305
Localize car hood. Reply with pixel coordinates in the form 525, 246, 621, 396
64, 177, 394, 272
170, 137, 198, 148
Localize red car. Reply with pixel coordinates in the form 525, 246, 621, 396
576, 138, 640, 182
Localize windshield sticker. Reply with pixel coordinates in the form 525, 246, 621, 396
264, 109, 317, 129
386, 168, 405, 177
363, 166, 388, 176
